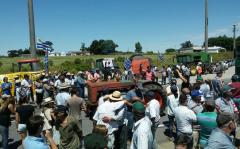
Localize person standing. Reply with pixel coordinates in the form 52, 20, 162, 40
206, 112, 236, 149
1, 77, 12, 96
15, 96, 34, 144
55, 83, 71, 106
23, 115, 57, 149
161, 66, 167, 85
0, 95, 15, 149
215, 85, 238, 114
35, 78, 44, 107
167, 65, 172, 84
54, 105, 83, 149
21, 74, 32, 102
93, 91, 128, 149
75, 71, 86, 98
196, 99, 217, 148
145, 66, 154, 81
144, 91, 160, 140
167, 85, 179, 140
130, 102, 153, 149
67, 88, 86, 129
174, 94, 197, 149
212, 71, 224, 98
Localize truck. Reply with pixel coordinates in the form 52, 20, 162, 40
175, 51, 213, 75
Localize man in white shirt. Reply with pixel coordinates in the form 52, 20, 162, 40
174, 94, 197, 149
144, 91, 160, 139
130, 101, 153, 149
166, 79, 180, 96
55, 83, 71, 106
93, 91, 127, 149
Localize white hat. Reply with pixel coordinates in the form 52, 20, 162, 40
41, 97, 54, 106
109, 91, 123, 101
66, 72, 71, 76
78, 71, 83, 74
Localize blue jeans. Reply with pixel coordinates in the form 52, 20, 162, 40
0, 125, 9, 149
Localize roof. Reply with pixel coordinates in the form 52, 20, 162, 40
16, 58, 40, 63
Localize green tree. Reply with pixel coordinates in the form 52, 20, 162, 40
180, 40, 193, 48
7, 50, 20, 57
165, 48, 176, 54
135, 42, 142, 53
207, 35, 233, 51
80, 42, 86, 52
88, 40, 118, 54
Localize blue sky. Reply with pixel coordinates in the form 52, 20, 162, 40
0, 0, 239, 55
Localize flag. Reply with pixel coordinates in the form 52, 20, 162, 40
158, 52, 164, 61
37, 41, 54, 52
124, 58, 132, 70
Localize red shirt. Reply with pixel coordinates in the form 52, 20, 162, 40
229, 82, 240, 98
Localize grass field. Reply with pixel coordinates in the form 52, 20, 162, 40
0, 52, 234, 74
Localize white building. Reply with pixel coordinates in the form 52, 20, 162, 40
178, 46, 226, 53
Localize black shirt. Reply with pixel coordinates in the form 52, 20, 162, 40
16, 105, 34, 124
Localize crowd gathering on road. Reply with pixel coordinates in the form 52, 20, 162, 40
0, 61, 240, 149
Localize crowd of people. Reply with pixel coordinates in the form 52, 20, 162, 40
0, 62, 239, 149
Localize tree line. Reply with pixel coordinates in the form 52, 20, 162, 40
6, 35, 240, 57
165, 35, 240, 54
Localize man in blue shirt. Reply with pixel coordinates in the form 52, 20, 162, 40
206, 112, 236, 149
1, 77, 12, 96
23, 116, 57, 149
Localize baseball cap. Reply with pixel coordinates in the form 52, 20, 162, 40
196, 75, 203, 81
132, 101, 145, 113
191, 90, 203, 97
222, 85, 233, 93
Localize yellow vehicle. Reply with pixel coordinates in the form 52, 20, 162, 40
0, 58, 43, 95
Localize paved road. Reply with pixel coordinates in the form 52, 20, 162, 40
5, 66, 236, 149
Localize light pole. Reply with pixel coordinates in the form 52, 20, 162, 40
28, 0, 37, 70
233, 24, 236, 57
204, 0, 208, 52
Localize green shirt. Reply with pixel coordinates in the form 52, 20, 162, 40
197, 112, 217, 148
57, 116, 82, 149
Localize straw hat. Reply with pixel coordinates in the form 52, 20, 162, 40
109, 91, 123, 101
41, 97, 54, 106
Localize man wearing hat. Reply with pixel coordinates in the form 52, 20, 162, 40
206, 112, 237, 149
196, 99, 217, 148
215, 85, 238, 114
55, 83, 70, 106
130, 101, 153, 149
188, 90, 204, 114
196, 76, 212, 100
75, 71, 86, 98
93, 91, 128, 149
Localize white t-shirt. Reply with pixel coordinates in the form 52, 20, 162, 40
145, 99, 160, 123
21, 79, 30, 88
55, 92, 71, 106
174, 105, 197, 134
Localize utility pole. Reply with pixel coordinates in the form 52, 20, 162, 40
204, 0, 208, 52
233, 24, 236, 57
28, 0, 37, 70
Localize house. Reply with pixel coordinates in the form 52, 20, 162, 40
178, 46, 226, 53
